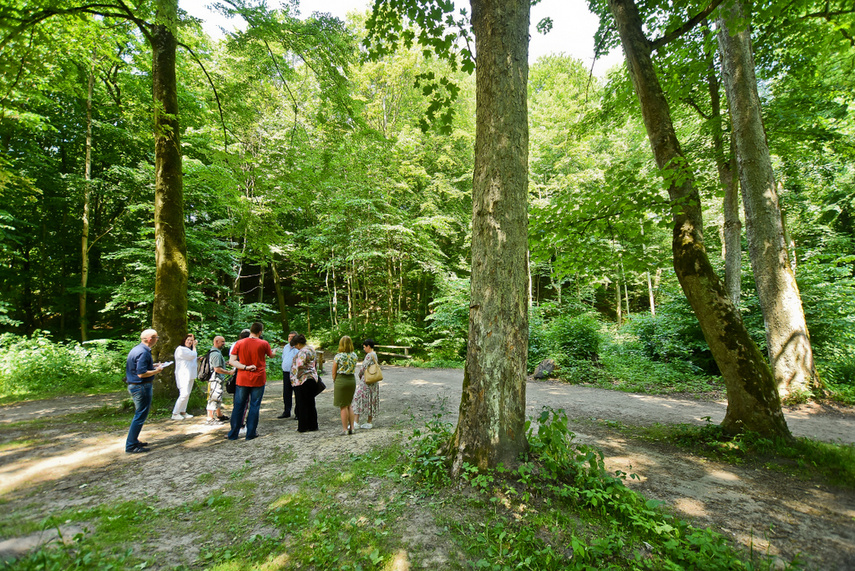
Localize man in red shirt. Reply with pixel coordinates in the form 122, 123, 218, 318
227, 321, 274, 440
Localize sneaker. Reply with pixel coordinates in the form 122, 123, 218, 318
277, 412, 291, 419
239, 427, 247, 437
182, 413, 194, 419
171, 414, 184, 421
352, 423, 360, 430
361, 423, 373, 429
206, 418, 223, 426
126, 445, 150, 454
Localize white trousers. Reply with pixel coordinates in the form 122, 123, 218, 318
172, 377, 194, 415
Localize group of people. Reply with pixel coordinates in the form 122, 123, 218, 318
123, 323, 382, 453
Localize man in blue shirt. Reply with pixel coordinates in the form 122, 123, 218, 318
125, 328, 163, 453
278, 331, 299, 419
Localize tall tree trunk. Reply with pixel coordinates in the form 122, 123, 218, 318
615, 276, 622, 325
80, 59, 95, 342
332, 263, 339, 327
621, 260, 630, 316
608, 0, 790, 438
150, 0, 187, 398
347, 265, 353, 320
271, 262, 290, 336
717, 1, 820, 400
447, 0, 529, 473
646, 270, 655, 316
706, 61, 742, 307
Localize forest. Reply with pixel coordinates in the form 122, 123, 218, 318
0, 0, 853, 411
2, 0, 855, 569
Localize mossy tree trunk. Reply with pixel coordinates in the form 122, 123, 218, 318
608, 0, 790, 438
717, 0, 821, 400
150, 0, 187, 399
446, 0, 530, 473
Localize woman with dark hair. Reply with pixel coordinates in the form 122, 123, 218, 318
172, 333, 198, 420
290, 334, 320, 433
332, 335, 358, 435
353, 338, 379, 429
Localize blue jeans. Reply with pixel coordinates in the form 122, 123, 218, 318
126, 382, 152, 451
228, 385, 265, 440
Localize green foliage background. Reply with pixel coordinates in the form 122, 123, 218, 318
0, 0, 853, 402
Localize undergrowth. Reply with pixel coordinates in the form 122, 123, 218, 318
408, 407, 801, 570
0, 333, 131, 402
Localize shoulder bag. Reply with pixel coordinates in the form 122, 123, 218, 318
364, 361, 383, 385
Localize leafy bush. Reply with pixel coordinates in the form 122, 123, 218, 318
528, 302, 602, 373
425, 275, 470, 360
406, 411, 454, 488
527, 307, 552, 370
0, 332, 130, 399
624, 299, 718, 375
551, 312, 601, 361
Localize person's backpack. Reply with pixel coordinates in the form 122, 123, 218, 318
197, 349, 217, 381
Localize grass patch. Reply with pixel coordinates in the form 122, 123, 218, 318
0, 438, 45, 451
637, 421, 855, 489
409, 358, 465, 369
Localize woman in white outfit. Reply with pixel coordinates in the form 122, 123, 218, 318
172, 334, 198, 420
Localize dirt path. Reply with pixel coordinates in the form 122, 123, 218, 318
2, 367, 854, 569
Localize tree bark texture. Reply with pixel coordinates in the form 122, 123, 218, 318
608, 0, 790, 438
717, 1, 820, 399
150, 0, 187, 398
447, 0, 530, 473
706, 64, 742, 307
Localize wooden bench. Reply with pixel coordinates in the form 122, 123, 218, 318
375, 345, 413, 360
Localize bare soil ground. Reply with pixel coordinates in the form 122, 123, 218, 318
1, 367, 853, 569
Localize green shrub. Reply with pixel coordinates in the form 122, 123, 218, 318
624, 300, 717, 374
551, 313, 601, 361
527, 307, 552, 371
0, 332, 130, 399
425, 275, 470, 359
528, 302, 602, 373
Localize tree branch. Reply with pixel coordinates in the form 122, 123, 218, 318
176, 40, 230, 150
650, 0, 725, 50
0, 2, 152, 52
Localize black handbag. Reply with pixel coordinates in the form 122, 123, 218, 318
314, 377, 326, 396
225, 373, 237, 395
